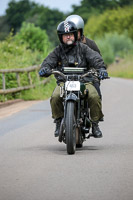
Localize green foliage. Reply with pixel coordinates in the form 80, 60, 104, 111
83, 4, 133, 65
0, 31, 51, 102
105, 32, 133, 55
96, 39, 115, 65
84, 6, 133, 40
95, 32, 133, 65
15, 22, 51, 53
0, 32, 45, 70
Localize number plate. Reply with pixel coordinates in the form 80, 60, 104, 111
65, 81, 80, 91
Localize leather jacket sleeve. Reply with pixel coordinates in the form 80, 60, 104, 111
40, 46, 60, 71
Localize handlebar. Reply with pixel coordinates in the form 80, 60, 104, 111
51, 70, 97, 79
51, 70, 110, 80
80, 71, 98, 78
51, 70, 66, 80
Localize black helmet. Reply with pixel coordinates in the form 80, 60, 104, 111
57, 21, 78, 44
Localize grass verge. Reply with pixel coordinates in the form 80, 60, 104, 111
20, 75, 56, 100
108, 54, 133, 79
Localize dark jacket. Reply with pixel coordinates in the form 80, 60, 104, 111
81, 36, 101, 55
41, 41, 106, 83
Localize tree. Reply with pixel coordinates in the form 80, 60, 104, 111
71, 0, 133, 23
84, 6, 133, 40
6, 0, 37, 32
0, 16, 10, 40
26, 5, 65, 46
118, 0, 133, 6
71, 0, 119, 23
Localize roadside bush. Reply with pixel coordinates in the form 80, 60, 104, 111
15, 22, 51, 53
85, 6, 133, 41
0, 32, 45, 69
104, 32, 133, 56
0, 31, 51, 102
95, 32, 133, 65
95, 39, 115, 65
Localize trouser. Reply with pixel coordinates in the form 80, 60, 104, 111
50, 82, 104, 122
93, 81, 102, 99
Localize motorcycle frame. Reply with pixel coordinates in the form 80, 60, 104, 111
61, 75, 90, 141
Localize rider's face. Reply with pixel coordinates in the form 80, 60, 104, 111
62, 33, 75, 45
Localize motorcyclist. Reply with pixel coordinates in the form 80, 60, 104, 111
39, 21, 108, 138
65, 15, 107, 99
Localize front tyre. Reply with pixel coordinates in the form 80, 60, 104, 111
66, 101, 76, 155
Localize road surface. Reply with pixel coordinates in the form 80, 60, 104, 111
0, 77, 133, 200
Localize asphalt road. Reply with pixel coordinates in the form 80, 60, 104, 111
0, 77, 133, 200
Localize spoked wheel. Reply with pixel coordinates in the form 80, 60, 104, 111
66, 101, 76, 155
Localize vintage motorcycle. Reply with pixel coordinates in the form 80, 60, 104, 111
52, 67, 101, 155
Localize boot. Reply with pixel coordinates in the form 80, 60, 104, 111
54, 118, 62, 137
92, 121, 103, 138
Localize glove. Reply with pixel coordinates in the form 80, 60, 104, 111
39, 67, 52, 77
98, 68, 108, 80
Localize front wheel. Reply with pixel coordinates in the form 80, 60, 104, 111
65, 101, 76, 155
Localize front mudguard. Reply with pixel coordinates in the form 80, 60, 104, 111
66, 93, 78, 102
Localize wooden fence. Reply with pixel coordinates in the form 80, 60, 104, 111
0, 65, 49, 95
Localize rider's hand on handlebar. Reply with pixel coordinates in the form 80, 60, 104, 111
39, 67, 52, 77
98, 68, 108, 80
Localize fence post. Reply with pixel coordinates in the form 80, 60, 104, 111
2, 73, 6, 101
2, 73, 6, 90
36, 70, 40, 81
16, 72, 21, 87
28, 72, 32, 85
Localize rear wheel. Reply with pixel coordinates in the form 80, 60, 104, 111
76, 127, 83, 148
58, 119, 64, 143
66, 101, 76, 155
76, 143, 83, 148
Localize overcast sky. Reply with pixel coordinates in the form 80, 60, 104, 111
0, 0, 81, 16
